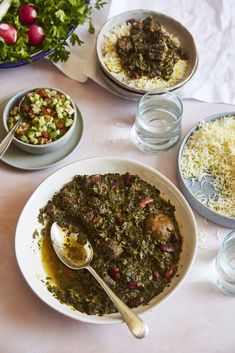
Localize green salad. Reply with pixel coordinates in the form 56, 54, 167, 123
0, 0, 105, 64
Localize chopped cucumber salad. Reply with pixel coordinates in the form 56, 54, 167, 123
8, 88, 75, 145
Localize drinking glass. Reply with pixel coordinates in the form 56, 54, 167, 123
212, 230, 235, 296
131, 91, 183, 154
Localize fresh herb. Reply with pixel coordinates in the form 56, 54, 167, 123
0, 0, 105, 64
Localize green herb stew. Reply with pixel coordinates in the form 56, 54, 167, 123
39, 173, 182, 315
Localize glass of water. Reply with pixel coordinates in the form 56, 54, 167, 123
131, 90, 183, 154
212, 230, 235, 296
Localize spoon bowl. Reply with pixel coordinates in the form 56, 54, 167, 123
50, 222, 93, 269
50, 222, 149, 339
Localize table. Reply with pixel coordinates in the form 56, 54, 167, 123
0, 59, 234, 353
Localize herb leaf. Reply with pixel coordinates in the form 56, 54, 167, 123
0, 0, 105, 64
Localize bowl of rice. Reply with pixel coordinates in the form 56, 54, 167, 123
96, 10, 198, 94
177, 112, 235, 228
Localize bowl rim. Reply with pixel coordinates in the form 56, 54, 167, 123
177, 112, 235, 228
15, 156, 198, 324
3, 87, 77, 150
96, 9, 199, 94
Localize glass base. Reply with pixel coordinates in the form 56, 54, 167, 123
130, 127, 180, 155
212, 259, 235, 296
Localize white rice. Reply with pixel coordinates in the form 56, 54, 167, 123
102, 22, 188, 91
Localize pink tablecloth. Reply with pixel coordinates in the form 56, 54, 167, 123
0, 59, 234, 353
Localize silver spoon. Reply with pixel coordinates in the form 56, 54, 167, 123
50, 222, 149, 339
0, 95, 27, 158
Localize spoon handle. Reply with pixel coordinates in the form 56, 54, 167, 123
0, 118, 22, 158
87, 265, 149, 339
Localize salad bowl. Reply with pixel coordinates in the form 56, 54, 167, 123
0, 0, 92, 68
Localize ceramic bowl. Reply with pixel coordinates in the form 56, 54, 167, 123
15, 157, 197, 325
177, 112, 235, 228
3, 87, 77, 155
96, 9, 198, 95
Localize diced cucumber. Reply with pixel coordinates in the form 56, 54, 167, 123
65, 118, 73, 127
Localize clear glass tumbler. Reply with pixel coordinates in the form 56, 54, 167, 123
131, 91, 183, 154
212, 230, 235, 296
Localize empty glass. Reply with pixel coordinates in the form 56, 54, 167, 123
212, 230, 235, 296
131, 91, 183, 154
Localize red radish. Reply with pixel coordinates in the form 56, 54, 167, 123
19, 4, 37, 25
28, 24, 45, 46
0, 23, 17, 44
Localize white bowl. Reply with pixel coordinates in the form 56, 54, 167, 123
96, 10, 198, 95
15, 157, 197, 325
3, 87, 77, 155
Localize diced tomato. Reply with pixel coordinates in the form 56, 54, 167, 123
42, 131, 50, 139
56, 119, 65, 129
37, 89, 49, 98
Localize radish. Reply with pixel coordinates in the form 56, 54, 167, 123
0, 23, 17, 44
28, 24, 45, 46
19, 4, 37, 25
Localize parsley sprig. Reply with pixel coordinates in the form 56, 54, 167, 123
0, 0, 105, 64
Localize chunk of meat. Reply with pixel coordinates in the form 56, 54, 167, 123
103, 239, 123, 260
116, 36, 133, 54
146, 213, 175, 242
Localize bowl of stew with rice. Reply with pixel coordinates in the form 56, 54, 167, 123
96, 10, 198, 94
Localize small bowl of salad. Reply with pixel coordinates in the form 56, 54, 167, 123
3, 87, 77, 155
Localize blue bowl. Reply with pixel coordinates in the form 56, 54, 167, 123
177, 112, 235, 228
0, 49, 52, 68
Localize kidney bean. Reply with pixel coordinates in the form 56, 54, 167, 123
111, 182, 118, 189
89, 174, 100, 181
127, 281, 142, 290
108, 267, 120, 281
152, 269, 161, 279
139, 197, 153, 208
164, 268, 175, 279
160, 245, 176, 252
128, 296, 144, 308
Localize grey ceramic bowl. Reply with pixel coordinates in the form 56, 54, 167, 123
3, 88, 77, 155
96, 9, 198, 95
177, 112, 235, 228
